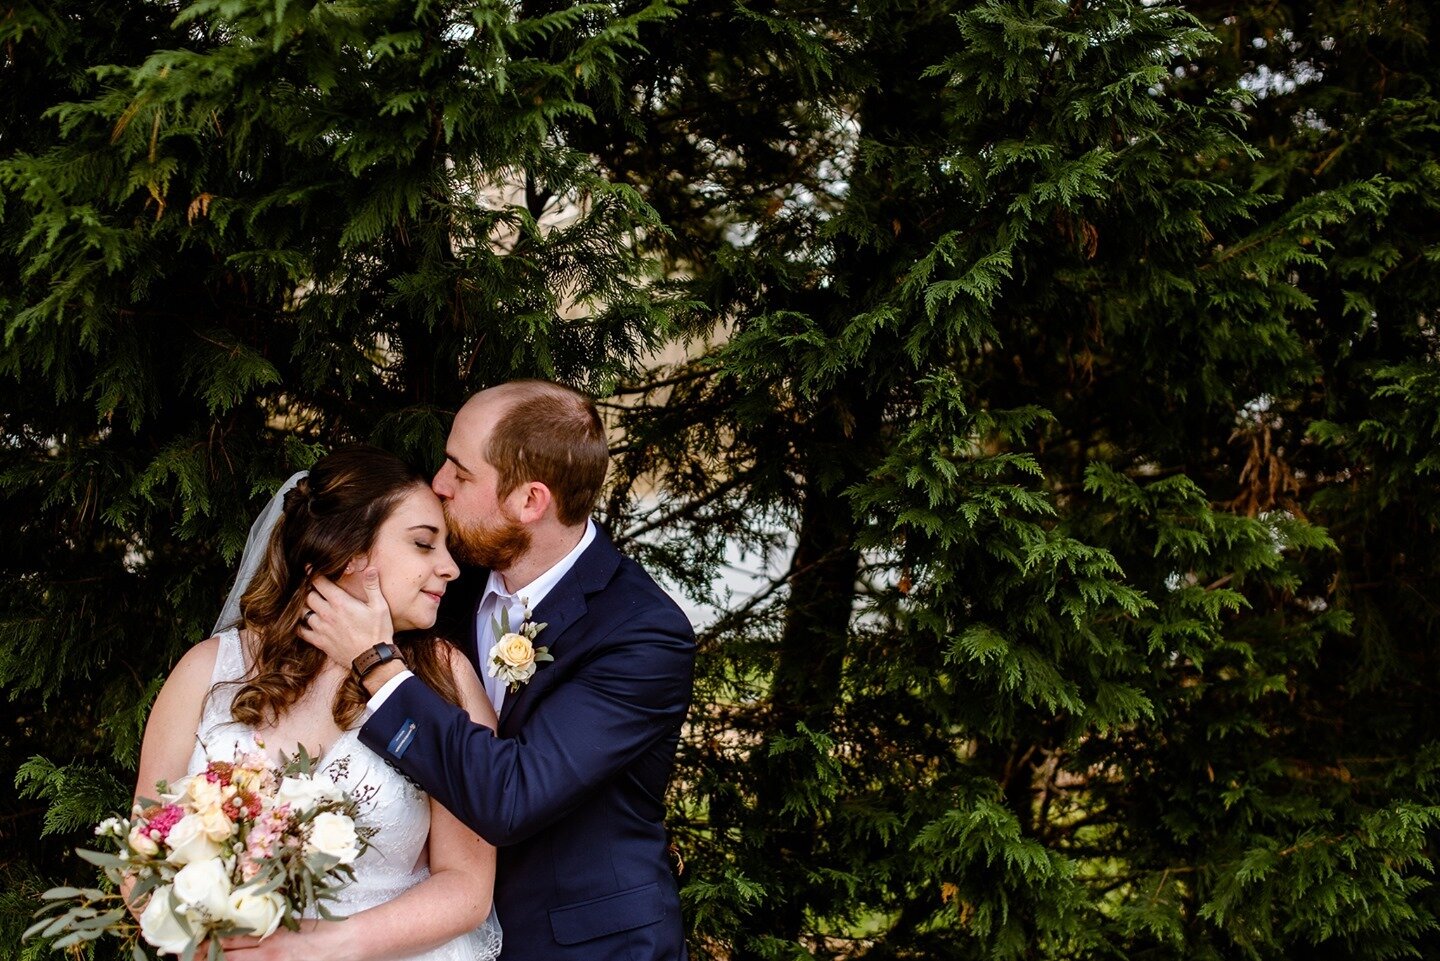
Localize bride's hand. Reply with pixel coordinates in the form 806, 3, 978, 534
218, 920, 342, 961
299, 568, 393, 670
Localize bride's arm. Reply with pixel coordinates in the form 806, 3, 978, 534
224, 646, 499, 961
135, 636, 221, 797
123, 638, 220, 911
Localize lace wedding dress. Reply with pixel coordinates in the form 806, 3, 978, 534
187, 629, 503, 961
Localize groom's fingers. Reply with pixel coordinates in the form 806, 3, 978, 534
362, 566, 384, 607
298, 576, 342, 652
299, 571, 395, 665
306, 574, 344, 610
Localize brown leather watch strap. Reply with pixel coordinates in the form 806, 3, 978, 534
352, 642, 405, 681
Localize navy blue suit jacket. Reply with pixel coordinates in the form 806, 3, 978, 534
359, 526, 695, 961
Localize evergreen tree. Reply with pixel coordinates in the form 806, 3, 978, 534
1, 0, 669, 953
5, 1, 1439, 960
576, 0, 1440, 958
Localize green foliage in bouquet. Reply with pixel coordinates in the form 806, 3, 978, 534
26, 747, 367, 961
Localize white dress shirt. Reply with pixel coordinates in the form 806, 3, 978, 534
368, 520, 597, 716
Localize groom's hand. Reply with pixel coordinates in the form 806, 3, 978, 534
299, 568, 394, 672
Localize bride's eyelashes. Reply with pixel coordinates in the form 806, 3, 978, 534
414, 540, 437, 552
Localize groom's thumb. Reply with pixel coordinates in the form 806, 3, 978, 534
362, 566, 383, 602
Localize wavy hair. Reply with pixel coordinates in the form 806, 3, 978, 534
227, 446, 461, 730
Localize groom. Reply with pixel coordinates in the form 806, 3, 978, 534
303, 380, 696, 961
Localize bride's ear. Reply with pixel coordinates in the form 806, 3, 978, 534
343, 555, 367, 577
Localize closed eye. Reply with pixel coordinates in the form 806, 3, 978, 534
408, 525, 440, 552
445, 454, 472, 483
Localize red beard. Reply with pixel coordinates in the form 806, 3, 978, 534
445, 504, 531, 571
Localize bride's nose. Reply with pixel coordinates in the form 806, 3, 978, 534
436, 547, 459, 580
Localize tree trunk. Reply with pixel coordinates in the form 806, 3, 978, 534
737, 378, 881, 957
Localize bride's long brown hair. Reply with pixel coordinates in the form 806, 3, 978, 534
228, 446, 462, 730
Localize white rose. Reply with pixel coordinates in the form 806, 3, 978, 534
172, 857, 233, 919
128, 823, 160, 858
186, 776, 222, 807
200, 805, 237, 842
224, 888, 285, 939
275, 776, 342, 815
304, 812, 360, 865
139, 885, 197, 956
165, 813, 223, 865
161, 776, 195, 805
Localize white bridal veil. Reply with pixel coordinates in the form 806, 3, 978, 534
212, 470, 310, 636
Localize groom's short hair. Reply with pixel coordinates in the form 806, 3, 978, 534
485, 380, 608, 526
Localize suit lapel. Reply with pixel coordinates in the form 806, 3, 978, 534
497, 578, 586, 734
497, 527, 622, 735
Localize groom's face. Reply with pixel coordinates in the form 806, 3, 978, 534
432, 395, 531, 570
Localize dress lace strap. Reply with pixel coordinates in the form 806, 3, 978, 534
196, 629, 248, 746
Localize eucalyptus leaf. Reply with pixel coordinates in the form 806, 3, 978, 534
39, 886, 83, 900
23, 916, 59, 940
76, 848, 129, 869
76, 907, 128, 930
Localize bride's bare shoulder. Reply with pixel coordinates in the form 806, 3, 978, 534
162, 635, 223, 692
141, 636, 226, 756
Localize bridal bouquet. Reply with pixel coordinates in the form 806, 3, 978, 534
27, 748, 368, 959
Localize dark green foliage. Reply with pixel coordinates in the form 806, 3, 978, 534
581, 0, 1440, 959
4, 1, 1439, 960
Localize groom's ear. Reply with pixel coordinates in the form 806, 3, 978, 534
515, 481, 553, 524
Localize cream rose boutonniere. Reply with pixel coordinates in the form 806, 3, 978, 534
488, 599, 553, 694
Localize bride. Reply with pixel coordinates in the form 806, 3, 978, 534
132, 447, 502, 960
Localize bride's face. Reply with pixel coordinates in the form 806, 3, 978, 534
338, 486, 459, 632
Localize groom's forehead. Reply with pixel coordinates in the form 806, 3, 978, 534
458, 390, 509, 425
449, 396, 506, 459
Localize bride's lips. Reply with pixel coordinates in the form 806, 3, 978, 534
421, 589, 445, 604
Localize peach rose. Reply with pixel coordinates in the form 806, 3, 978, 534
493, 633, 537, 671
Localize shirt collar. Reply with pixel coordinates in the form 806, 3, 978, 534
479, 519, 597, 613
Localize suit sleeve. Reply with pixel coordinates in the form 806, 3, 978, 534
358, 609, 694, 846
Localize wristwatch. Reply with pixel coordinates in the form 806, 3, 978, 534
352, 642, 405, 682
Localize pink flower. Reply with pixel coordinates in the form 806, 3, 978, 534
204, 760, 234, 786
244, 804, 290, 862
231, 751, 278, 795
225, 789, 264, 823
144, 804, 185, 842
235, 750, 269, 771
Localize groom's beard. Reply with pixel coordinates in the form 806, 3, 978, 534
446, 505, 532, 571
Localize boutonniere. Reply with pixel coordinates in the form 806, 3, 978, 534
488, 598, 553, 694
